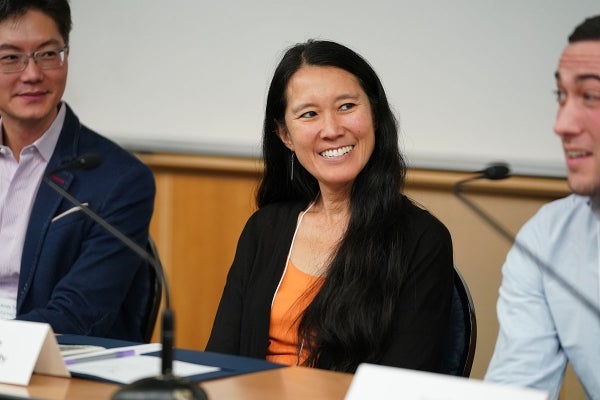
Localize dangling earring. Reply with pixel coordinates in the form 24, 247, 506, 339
290, 152, 295, 181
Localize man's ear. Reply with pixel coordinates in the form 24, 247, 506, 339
276, 124, 294, 151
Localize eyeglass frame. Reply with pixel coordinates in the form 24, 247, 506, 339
0, 46, 69, 74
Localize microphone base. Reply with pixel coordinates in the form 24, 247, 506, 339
112, 374, 208, 400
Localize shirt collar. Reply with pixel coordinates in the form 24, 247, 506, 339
588, 195, 600, 219
33, 103, 66, 162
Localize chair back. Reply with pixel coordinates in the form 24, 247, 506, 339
438, 266, 477, 377
141, 237, 163, 343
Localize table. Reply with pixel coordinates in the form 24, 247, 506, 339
203, 367, 352, 399
0, 366, 353, 399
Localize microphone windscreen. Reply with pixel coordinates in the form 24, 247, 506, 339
482, 163, 510, 180
76, 154, 102, 170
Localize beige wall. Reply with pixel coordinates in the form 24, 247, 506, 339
139, 153, 582, 397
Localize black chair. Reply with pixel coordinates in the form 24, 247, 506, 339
438, 266, 477, 377
141, 237, 163, 343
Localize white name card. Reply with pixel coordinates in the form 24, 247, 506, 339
0, 320, 70, 385
345, 363, 550, 400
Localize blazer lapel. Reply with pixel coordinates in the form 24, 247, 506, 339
17, 105, 80, 309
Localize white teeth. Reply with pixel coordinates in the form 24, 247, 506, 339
567, 150, 589, 158
320, 145, 354, 158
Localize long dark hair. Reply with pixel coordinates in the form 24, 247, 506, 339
258, 39, 409, 372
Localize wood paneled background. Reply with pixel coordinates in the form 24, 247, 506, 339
139, 153, 582, 398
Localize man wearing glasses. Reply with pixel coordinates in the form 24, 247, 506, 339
0, 0, 156, 342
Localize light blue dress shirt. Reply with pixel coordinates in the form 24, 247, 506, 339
485, 194, 600, 400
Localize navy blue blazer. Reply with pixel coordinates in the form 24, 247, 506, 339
15, 104, 156, 342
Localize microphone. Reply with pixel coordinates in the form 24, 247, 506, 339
477, 162, 510, 180
46, 153, 102, 175
453, 162, 512, 243
453, 162, 600, 320
43, 155, 208, 400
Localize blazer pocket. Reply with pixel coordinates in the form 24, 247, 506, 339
51, 203, 89, 222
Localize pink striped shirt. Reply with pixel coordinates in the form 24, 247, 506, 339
0, 104, 65, 318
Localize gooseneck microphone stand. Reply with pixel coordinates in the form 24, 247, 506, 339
44, 155, 208, 400
454, 162, 600, 321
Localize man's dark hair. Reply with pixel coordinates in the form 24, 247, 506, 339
569, 15, 600, 43
0, 0, 72, 45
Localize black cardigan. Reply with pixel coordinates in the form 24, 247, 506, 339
206, 197, 453, 372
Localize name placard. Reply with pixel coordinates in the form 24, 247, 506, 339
345, 363, 550, 400
0, 320, 70, 385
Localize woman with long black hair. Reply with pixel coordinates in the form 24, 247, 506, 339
206, 39, 454, 373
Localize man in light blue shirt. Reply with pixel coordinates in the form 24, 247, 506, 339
485, 15, 600, 400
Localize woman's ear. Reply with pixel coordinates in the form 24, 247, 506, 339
276, 124, 294, 151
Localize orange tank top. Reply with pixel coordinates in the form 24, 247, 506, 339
266, 260, 323, 366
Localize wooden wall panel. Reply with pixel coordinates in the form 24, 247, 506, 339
146, 156, 261, 349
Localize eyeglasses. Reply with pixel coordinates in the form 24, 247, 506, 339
0, 46, 68, 73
